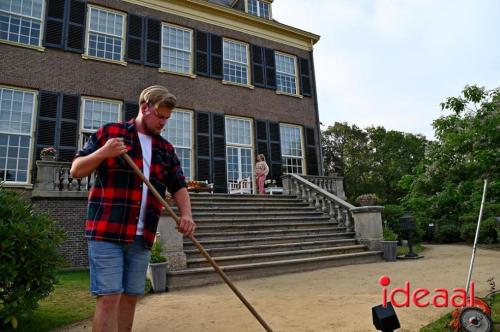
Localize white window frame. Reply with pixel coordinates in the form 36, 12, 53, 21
0, 85, 37, 186
245, 0, 272, 19
79, 97, 122, 148
225, 116, 254, 189
275, 51, 300, 97
0, 0, 46, 50
222, 38, 251, 88
161, 109, 194, 180
280, 123, 305, 175
160, 23, 194, 77
83, 4, 126, 65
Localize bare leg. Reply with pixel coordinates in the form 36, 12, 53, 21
93, 294, 121, 332
117, 294, 139, 331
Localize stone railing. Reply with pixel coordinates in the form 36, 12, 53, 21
282, 173, 355, 230
32, 160, 94, 197
300, 175, 346, 199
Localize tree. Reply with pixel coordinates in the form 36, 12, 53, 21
401, 85, 499, 243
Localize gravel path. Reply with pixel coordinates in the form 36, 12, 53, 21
60, 245, 499, 332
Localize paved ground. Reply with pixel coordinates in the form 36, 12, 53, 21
61, 245, 499, 332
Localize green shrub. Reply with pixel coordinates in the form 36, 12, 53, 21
435, 224, 461, 243
383, 204, 405, 236
383, 227, 398, 241
0, 188, 65, 329
460, 218, 498, 244
150, 240, 167, 264
460, 223, 477, 243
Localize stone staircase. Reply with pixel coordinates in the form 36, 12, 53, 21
167, 193, 382, 290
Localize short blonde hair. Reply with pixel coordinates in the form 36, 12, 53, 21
139, 85, 176, 109
258, 154, 266, 162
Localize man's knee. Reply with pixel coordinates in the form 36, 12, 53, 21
96, 294, 121, 307
121, 294, 139, 305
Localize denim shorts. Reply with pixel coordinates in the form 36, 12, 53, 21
88, 236, 151, 296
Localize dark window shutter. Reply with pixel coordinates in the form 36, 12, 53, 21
44, 0, 66, 48
211, 113, 226, 192
58, 94, 80, 161
305, 127, 318, 175
64, 0, 86, 53
268, 121, 282, 185
145, 18, 160, 67
195, 30, 209, 77
37, 92, 59, 156
299, 57, 312, 97
210, 34, 223, 79
255, 120, 269, 164
195, 111, 211, 183
124, 102, 138, 121
127, 14, 144, 64
251, 45, 265, 87
264, 48, 276, 89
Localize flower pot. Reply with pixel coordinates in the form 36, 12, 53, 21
380, 241, 398, 262
147, 262, 168, 293
41, 155, 56, 161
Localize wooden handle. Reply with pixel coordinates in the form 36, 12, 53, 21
122, 153, 274, 332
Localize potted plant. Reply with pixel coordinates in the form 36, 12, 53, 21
40, 146, 57, 161
355, 193, 381, 206
381, 227, 398, 262
147, 234, 168, 293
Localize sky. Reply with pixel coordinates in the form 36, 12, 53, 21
273, 0, 500, 139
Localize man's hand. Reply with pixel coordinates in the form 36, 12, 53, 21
177, 216, 196, 237
98, 137, 127, 158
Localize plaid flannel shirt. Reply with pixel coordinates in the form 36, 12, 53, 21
75, 119, 186, 249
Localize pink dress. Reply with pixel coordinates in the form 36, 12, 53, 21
255, 161, 269, 195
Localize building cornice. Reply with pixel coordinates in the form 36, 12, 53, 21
123, 0, 319, 50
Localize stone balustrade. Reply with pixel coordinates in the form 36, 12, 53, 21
32, 160, 94, 197
282, 173, 354, 230
300, 175, 346, 199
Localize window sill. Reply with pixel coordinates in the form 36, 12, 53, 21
81, 54, 127, 66
276, 91, 303, 99
1, 183, 34, 189
222, 80, 254, 89
0, 39, 44, 52
158, 69, 196, 79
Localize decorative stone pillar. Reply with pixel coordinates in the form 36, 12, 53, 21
350, 206, 384, 251
156, 215, 187, 271
334, 177, 346, 199
35, 160, 58, 191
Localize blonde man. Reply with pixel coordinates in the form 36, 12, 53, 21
71, 85, 195, 331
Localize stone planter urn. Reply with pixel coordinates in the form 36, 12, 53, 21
41, 155, 56, 161
148, 262, 168, 293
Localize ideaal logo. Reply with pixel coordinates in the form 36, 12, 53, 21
379, 275, 475, 308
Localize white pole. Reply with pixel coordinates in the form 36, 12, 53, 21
465, 179, 488, 296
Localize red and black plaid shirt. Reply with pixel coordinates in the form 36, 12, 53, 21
75, 119, 186, 249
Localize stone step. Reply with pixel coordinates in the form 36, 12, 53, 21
187, 245, 367, 268
190, 207, 317, 214
184, 232, 356, 249
191, 198, 303, 205
192, 211, 326, 219
192, 227, 347, 241
191, 201, 309, 209
184, 239, 358, 259
194, 221, 338, 233
189, 194, 297, 200
167, 251, 383, 290
191, 215, 332, 224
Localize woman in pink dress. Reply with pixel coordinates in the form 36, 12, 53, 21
255, 154, 269, 195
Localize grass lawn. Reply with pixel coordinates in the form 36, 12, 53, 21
11, 270, 94, 332
420, 293, 500, 332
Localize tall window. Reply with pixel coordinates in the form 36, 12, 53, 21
0, 87, 36, 183
223, 39, 249, 85
225, 117, 253, 185
0, 0, 44, 47
85, 6, 125, 62
81, 98, 121, 146
247, 0, 271, 19
280, 124, 304, 175
161, 23, 193, 75
162, 110, 193, 179
275, 52, 298, 95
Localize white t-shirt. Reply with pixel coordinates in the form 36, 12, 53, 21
136, 132, 152, 235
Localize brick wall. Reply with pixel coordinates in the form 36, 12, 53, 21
32, 197, 89, 268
